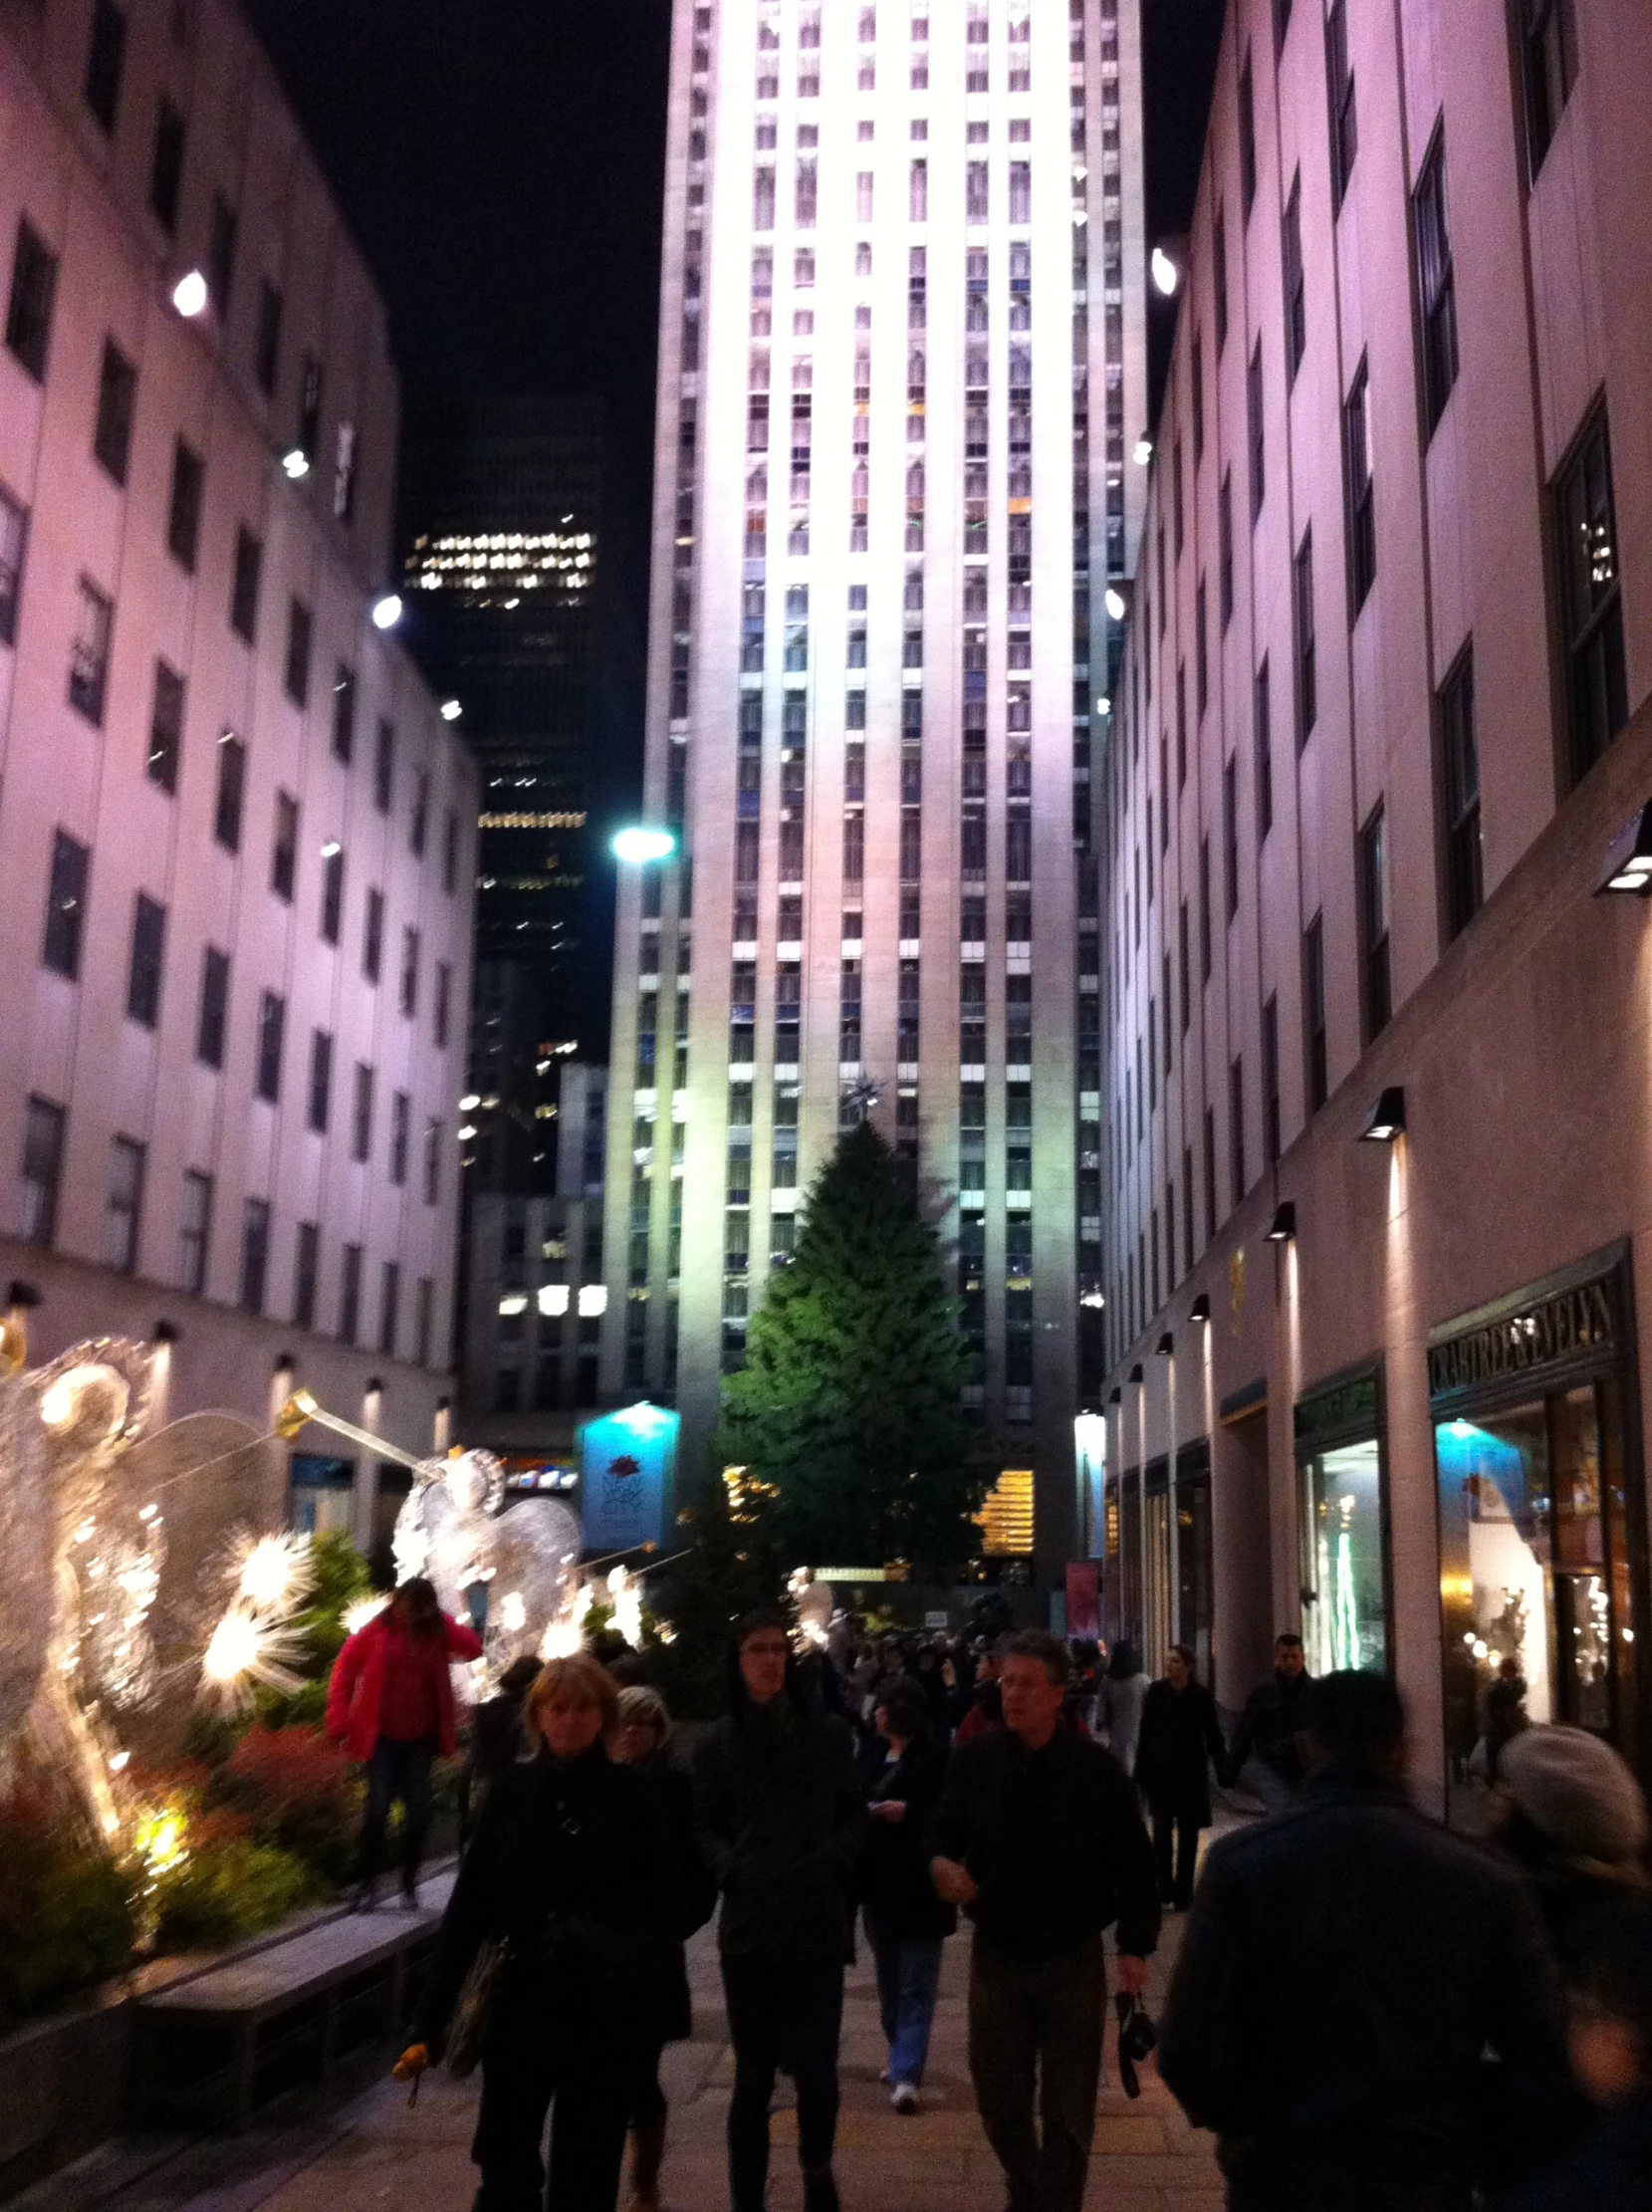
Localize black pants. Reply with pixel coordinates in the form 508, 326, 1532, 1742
721, 1953, 843, 2212
631, 2040, 667, 2131
473, 2008, 635, 2212
968, 1932, 1104, 2212
358, 1737, 434, 1888
1150, 1803, 1202, 1907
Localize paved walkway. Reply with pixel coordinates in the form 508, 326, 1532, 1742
239, 1914, 1223, 2212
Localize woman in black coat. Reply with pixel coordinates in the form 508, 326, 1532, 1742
1134, 1644, 1227, 1911
395, 1655, 678, 2212
612, 1684, 718, 2212
857, 1675, 956, 2110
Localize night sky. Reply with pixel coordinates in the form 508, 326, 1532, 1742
247, 0, 1226, 1022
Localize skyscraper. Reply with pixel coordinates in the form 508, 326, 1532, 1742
604, 0, 1147, 1585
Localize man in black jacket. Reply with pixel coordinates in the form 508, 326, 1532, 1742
1158, 1670, 1573, 2211
929, 1629, 1159, 2212
693, 1611, 866, 2212
1221, 1631, 1312, 1807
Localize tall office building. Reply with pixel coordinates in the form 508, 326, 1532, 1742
604, 0, 1147, 1584
401, 395, 602, 1195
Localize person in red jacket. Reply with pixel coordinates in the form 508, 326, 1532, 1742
326, 1576, 483, 1908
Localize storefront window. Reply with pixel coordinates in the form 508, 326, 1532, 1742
1299, 1439, 1386, 1674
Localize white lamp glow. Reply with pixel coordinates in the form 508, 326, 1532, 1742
1151, 246, 1180, 296
612, 826, 676, 864
371, 594, 403, 630
172, 269, 209, 318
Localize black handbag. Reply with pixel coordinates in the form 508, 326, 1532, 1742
445, 1938, 511, 2079
1115, 1990, 1157, 2100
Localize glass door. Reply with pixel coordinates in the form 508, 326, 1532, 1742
1298, 1439, 1387, 1675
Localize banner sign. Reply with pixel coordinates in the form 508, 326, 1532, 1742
1065, 1561, 1100, 1642
579, 1403, 677, 1553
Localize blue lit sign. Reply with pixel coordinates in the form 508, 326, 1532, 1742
579, 1402, 678, 1552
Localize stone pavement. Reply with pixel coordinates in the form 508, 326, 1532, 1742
241, 1913, 1223, 2212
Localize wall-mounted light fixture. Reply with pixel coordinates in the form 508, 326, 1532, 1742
1360, 1087, 1407, 1142
1128, 1362, 1145, 1384
151, 1320, 180, 1345
1266, 1202, 1298, 1243
1107, 1386, 1123, 1406
1597, 800, 1652, 894
1189, 1294, 1212, 1324
8, 1280, 42, 1311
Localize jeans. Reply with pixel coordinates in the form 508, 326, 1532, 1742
358, 1736, 434, 1888
1150, 1805, 1201, 1907
968, 1932, 1104, 2212
721, 1954, 844, 2212
864, 1913, 944, 2089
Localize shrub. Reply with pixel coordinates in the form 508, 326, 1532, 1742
0, 1791, 133, 2023
150, 1838, 312, 1951
223, 1727, 358, 1883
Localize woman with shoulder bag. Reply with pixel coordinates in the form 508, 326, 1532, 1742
393, 1654, 675, 2212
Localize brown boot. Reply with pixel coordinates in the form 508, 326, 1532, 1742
629, 2110, 668, 2212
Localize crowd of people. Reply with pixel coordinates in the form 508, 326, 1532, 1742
319, 1588, 1652, 2212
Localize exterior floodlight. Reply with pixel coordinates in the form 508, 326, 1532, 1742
1361, 1087, 1407, 1142
1133, 436, 1153, 465
440, 698, 463, 722
1266, 1201, 1298, 1243
1095, 694, 1111, 716
171, 269, 209, 318
1151, 246, 1180, 296
1079, 1288, 1105, 1310
1104, 587, 1127, 620
1189, 1294, 1212, 1324
612, 826, 676, 864
1597, 800, 1652, 894
1156, 1333, 1174, 1357
152, 1319, 181, 1345
7, 1280, 42, 1310
1107, 1386, 1123, 1406
1128, 1362, 1145, 1384
371, 594, 403, 630
281, 447, 310, 481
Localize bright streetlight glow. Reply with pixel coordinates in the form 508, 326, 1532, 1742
1105, 587, 1127, 620
281, 447, 310, 481
1151, 246, 1180, 296
612, 826, 676, 864
371, 594, 402, 630
1133, 436, 1153, 465
440, 698, 462, 721
172, 269, 209, 318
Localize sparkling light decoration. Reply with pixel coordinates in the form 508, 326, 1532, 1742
391, 1449, 578, 1680
236, 1531, 313, 1612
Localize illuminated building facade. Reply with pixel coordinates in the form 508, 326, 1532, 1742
0, 0, 474, 1467
605, 0, 1149, 1585
400, 394, 602, 1194
1099, 0, 1652, 1805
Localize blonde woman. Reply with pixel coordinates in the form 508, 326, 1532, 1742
396, 1655, 676, 2212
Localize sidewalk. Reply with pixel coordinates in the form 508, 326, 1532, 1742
236, 1915, 1223, 2212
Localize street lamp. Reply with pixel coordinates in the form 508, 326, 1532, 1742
612, 826, 676, 864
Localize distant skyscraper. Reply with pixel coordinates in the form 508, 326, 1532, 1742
604, 0, 1147, 1584
401, 395, 603, 1193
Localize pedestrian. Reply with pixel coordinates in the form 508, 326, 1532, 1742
1499, 1895, 1652, 2210
692, 1610, 866, 2212
1094, 1637, 1150, 1776
394, 1654, 677, 2212
857, 1673, 955, 2114
1482, 1655, 1531, 1782
1157, 1669, 1573, 2212
611, 1685, 718, 2212
1134, 1644, 1227, 1910
1220, 1630, 1311, 1808
929, 1630, 1160, 2212
459, 1653, 543, 1846
1493, 1723, 1650, 1967
325, 1575, 484, 1907
954, 1644, 1005, 1745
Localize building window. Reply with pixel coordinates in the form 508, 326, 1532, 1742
1247, 341, 1265, 522
166, 439, 204, 570
434, 960, 451, 1051
1214, 205, 1228, 353
1304, 913, 1327, 1111
1219, 473, 1234, 629
1523, 0, 1577, 176
294, 1219, 319, 1329
0, 482, 26, 644
271, 790, 299, 900
423, 1117, 441, 1205
254, 279, 282, 396
415, 1278, 434, 1367
180, 1170, 212, 1296
410, 770, 429, 857
69, 578, 113, 724
1555, 410, 1627, 784
284, 599, 313, 707
307, 1028, 333, 1133
93, 340, 137, 483
6, 219, 58, 381
332, 664, 356, 762
1204, 1106, 1218, 1240
20, 1096, 66, 1245
240, 1197, 271, 1317
373, 719, 394, 813
1282, 171, 1305, 384
1009, 161, 1032, 224
230, 527, 262, 641
362, 886, 383, 982
206, 192, 237, 314
148, 661, 184, 792
43, 829, 90, 978
298, 352, 322, 462
373, 1259, 401, 1359
1196, 580, 1209, 718
84, 0, 127, 128
340, 1244, 363, 1346
126, 892, 165, 1028
196, 945, 229, 1067
1223, 757, 1240, 922
214, 733, 246, 850
149, 98, 186, 234
389, 1091, 410, 1186
1293, 529, 1316, 746
909, 158, 927, 221
1263, 996, 1282, 1166
352, 1064, 373, 1161
1441, 647, 1483, 939
1414, 131, 1458, 440
1360, 804, 1391, 1041
1199, 836, 1213, 982
256, 990, 286, 1103
1229, 1057, 1246, 1207
1327, 0, 1357, 209
1256, 657, 1274, 841
1192, 335, 1205, 465
399, 926, 420, 1018
1343, 360, 1376, 614
1239, 51, 1258, 216
107, 1135, 144, 1271
320, 845, 344, 945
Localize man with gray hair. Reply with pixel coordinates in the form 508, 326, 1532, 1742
929, 1630, 1160, 2212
